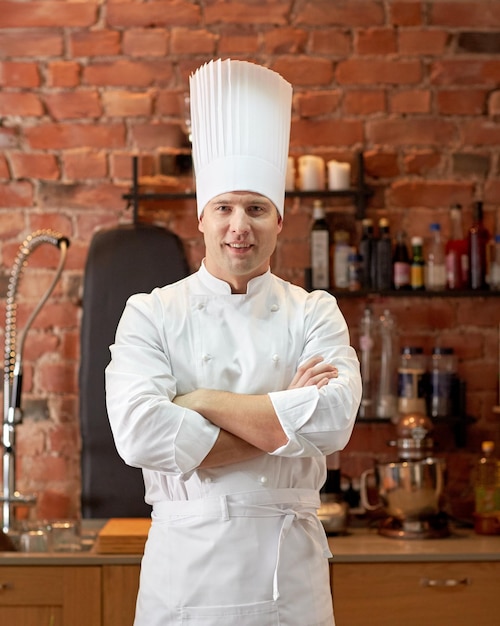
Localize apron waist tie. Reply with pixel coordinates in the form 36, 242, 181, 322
272, 506, 332, 601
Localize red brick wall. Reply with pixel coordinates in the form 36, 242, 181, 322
1, 0, 499, 521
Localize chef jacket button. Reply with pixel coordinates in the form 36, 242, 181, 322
197, 302, 204, 310
258, 475, 268, 485
272, 354, 280, 362
205, 477, 212, 483
270, 304, 279, 312
202, 354, 211, 362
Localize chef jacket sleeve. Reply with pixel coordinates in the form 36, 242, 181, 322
268, 290, 361, 457
105, 293, 220, 476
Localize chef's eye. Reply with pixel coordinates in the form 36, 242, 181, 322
247, 205, 265, 214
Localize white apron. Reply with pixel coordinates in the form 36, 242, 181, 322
106, 268, 361, 625
134, 488, 334, 626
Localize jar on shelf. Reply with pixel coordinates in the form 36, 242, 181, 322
397, 346, 428, 415
429, 346, 457, 418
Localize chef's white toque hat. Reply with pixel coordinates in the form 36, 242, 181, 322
189, 59, 292, 218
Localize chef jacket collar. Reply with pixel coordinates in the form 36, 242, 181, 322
198, 260, 272, 296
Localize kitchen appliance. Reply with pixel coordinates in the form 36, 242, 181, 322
388, 412, 435, 461
360, 412, 450, 539
318, 452, 349, 534
361, 456, 448, 539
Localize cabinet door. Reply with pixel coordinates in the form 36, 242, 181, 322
331, 561, 500, 626
0, 565, 101, 626
102, 564, 141, 626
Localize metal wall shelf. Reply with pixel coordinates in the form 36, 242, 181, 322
331, 288, 500, 298
122, 152, 373, 221
122, 155, 499, 301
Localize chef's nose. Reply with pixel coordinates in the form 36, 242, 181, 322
229, 207, 250, 233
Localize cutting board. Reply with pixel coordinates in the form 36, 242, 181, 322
95, 518, 151, 554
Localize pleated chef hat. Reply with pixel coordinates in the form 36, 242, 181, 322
189, 59, 292, 218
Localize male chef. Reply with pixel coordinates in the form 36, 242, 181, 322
106, 59, 361, 626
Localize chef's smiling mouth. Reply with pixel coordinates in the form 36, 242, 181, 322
226, 242, 253, 249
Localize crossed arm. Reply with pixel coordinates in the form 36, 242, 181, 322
173, 356, 338, 468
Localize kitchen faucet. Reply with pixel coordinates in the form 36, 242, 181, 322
2, 230, 69, 535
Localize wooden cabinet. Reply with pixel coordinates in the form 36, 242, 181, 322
0, 563, 141, 626
0, 565, 101, 626
102, 564, 140, 626
3, 556, 498, 626
331, 560, 500, 626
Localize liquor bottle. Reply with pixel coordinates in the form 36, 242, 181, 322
410, 236, 425, 290
473, 441, 500, 534
358, 218, 375, 289
445, 204, 468, 290
425, 222, 447, 291
489, 234, 500, 291
468, 201, 490, 290
375, 218, 392, 291
333, 230, 351, 289
310, 200, 330, 289
347, 252, 363, 292
392, 230, 410, 290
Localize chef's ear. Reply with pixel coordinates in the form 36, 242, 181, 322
276, 209, 283, 231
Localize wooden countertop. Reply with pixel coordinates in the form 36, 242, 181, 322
1, 520, 499, 565
0, 519, 144, 566
328, 527, 500, 563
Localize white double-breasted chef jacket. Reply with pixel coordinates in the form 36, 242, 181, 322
105, 263, 362, 626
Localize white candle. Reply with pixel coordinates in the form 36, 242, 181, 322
327, 160, 351, 190
298, 155, 325, 191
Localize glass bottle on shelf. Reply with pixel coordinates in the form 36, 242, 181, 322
429, 346, 457, 419
347, 252, 363, 292
473, 441, 500, 535
375, 218, 392, 291
310, 200, 330, 289
489, 234, 500, 291
392, 230, 410, 290
425, 222, 447, 291
358, 307, 377, 419
410, 236, 425, 290
376, 309, 398, 421
445, 204, 468, 290
358, 218, 376, 290
468, 201, 490, 290
333, 230, 351, 290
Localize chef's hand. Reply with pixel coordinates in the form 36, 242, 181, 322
287, 356, 338, 390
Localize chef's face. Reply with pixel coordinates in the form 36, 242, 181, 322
199, 191, 283, 294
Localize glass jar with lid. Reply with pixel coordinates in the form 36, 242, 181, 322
429, 346, 457, 418
397, 346, 428, 415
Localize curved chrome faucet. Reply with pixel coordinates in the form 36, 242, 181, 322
2, 230, 70, 535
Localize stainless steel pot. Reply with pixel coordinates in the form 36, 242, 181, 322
317, 494, 348, 534
360, 457, 446, 520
